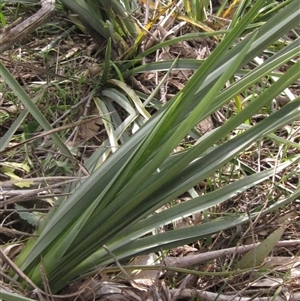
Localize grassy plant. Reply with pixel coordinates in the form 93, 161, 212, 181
0, 0, 299, 297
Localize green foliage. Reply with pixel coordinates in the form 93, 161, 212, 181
0, 290, 36, 301
58, 0, 140, 51
1, 0, 299, 295
183, 0, 210, 21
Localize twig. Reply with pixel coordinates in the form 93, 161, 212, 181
0, 116, 99, 156
0, 180, 71, 207
163, 240, 300, 268
103, 245, 134, 283
103, 245, 146, 291
0, 226, 37, 237
0, 0, 56, 54
0, 249, 44, 300
170, 289, 300, 301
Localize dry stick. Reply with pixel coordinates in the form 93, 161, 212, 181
0, 116, 99, 156
1, 176, 86, 189
222, 261, 289, 301
1, 189, 65, 199
0, 226, 37, 237
169, 289, 300, 301
0, 0, 55, 54
0, 180, 73, 207
51, 95, 94, 127
102, 245, 146, 292
79, 240, 300, 282
40, 264, 53, 301
102, 245, 133, 282
169, 274, 190, 301
163, 240, 300, 268
142, 260, 165, 301
0, 249, 88, 300
0, 249, 44, 300
0, 269, 24, 291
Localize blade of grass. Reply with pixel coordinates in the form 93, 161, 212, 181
0, 62, 72, 158
100, 37, 111, 84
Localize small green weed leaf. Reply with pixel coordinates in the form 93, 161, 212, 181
235, 227, 285, 270
3, 175, 33, 188
16, 205, 43, 227
1, 161, 30, 172
14, 180, 34, 189
0, 162, 34, 188
1, 169, 18, 180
